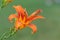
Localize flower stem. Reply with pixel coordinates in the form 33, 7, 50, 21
0, 27, 17, 40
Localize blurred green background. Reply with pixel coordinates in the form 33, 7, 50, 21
0, 0, 60, 40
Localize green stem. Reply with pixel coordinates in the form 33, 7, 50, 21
4, 28, 17, 39
0, 27, 17, 40
0, 32, 7, 40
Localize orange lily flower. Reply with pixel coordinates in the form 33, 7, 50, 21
8, 5, 44, 34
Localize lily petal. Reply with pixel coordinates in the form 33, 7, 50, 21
8, 14, 17, 22
28, 9, 42, 18
26, 15, 44, 24
24, 8, 28, 17
15, 20, 22, 30
30, 15, 44, 21
28, 24, 37, 34
13, 5, 28, 18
